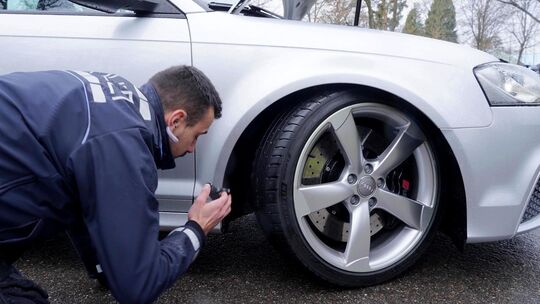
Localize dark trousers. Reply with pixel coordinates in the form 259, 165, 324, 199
0, 259, 49, 304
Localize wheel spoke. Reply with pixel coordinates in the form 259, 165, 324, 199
328, 111, 363, 173
372, 123, 425, 178
344, 202, 371, 271
296, 181, 354, 218
375, 189, 428, 230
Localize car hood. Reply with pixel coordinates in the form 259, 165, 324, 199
188, 12, 497, 69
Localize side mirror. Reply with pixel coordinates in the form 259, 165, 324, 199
69, 0, 158, 14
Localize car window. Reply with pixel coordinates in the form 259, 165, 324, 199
0, 0, 181, 15
1, 0, 98, 12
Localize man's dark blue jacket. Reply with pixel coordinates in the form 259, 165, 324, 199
0, 70, 205, 303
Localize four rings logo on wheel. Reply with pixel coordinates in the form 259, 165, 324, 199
358, 176, 376, 197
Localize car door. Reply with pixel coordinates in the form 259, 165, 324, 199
0, 0, 195, 215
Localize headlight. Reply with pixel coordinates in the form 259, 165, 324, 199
474, 62, 540, 106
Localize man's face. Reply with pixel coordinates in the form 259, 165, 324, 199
166, 107, 214, 158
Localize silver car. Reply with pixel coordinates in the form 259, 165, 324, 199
1, 0, 540, 287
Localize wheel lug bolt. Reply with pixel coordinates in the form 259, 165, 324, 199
350, 195, 360, 205
377, 178, 385, 188
364, 164, 373, 174
368, 197, 377, 208
347, 174, 357, 184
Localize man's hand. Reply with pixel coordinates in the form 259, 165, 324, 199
188, 184, 232, 235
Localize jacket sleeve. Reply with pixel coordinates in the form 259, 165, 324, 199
66, 128, 205, 304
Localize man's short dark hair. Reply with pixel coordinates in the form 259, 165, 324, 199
149, 66, 222, 126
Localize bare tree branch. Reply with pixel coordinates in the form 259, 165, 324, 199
496, 0, 540, 23
461, 0, 511, 51
507, 0, 539, 63
364, 0, 375, 28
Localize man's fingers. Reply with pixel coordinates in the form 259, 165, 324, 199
202, 183, 211, 194
209, 193, 230, 217
195, 184, 211, 205
204, 192, 228, 210
220, 194, 232, 217
219, 191, 228, 200
213, 191, 228, 204
223, 204, 232, 216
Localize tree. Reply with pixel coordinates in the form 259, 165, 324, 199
305, 0, 356, 25
306, 0, 329, 22
497, 0, 540, 23
1, 0, 6, 9
364, 0, 408, 30
372, 0, 407, 31
319, 0, 357, 25
425, 0, 458, 42
305, 0, 407, 30
508, 0, 539, 63
461, 0, 511, 51
402, 5, 424, 35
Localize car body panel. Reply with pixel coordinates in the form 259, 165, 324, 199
0, 13, 191, 83
193, 42, 493, 181
188, 12, 496, 69
442, 107, 540, 242
187, 12, 495, 193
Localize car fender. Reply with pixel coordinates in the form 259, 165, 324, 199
192, 44, 493, 186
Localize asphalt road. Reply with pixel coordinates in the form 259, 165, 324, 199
15, 214, 540, 304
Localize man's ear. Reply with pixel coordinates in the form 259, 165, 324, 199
167, 109, 188, 128
176, 109, 187, 123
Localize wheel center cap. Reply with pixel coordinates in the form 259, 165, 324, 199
358, 176, 376, 197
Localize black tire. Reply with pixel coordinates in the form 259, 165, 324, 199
253, 90, 441, 286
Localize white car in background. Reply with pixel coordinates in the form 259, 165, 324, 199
1, 0, 540, 287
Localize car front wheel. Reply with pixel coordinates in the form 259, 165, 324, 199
254, 90, 441, 286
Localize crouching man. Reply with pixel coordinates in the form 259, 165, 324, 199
0, 66, 231, 303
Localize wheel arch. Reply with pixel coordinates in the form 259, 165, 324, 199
222, 83, 467, 246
